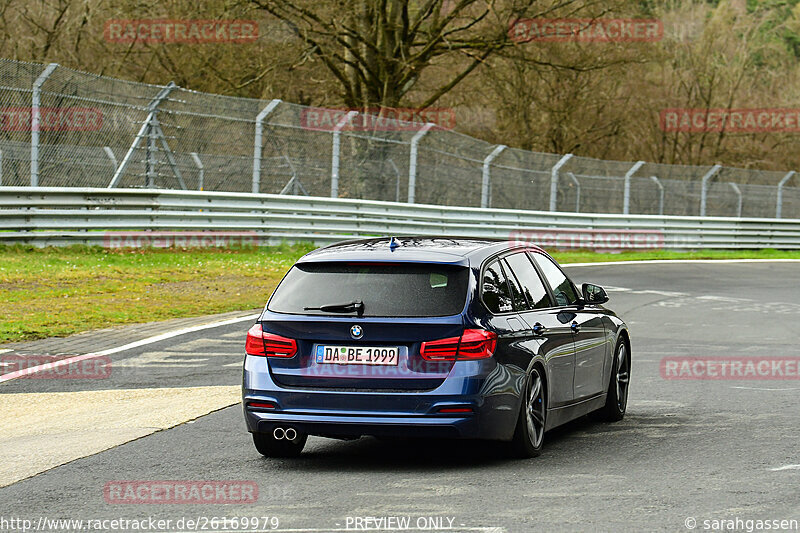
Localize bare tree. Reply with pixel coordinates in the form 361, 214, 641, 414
249, 0, 587, 111
485, 40, 636, 155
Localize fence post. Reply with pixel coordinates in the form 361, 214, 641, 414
729, 183, 742, 218
30, 63, 58, 187
191, 152, 204, 191
252, 99, 281, 194
146, 122, 157, 188
549, 153, 573, 212
331, 110, 358, 198
776, 171, 796, 219
650, 176, 664, 215
623, 160, 645, 214
699, 164, 722, 216
481, 145, 507, 208
103, 147, 117, 171
566, 172, 581, 212
407, 122, 435, 204
108, 82, 177, 188
386, 159, 400, 202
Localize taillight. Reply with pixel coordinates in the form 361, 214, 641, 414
457, 329, 497, 360
420, 335, 460, 361
420, 329, 497, 361
245, 324, 297, 358
245, 324, 266, 355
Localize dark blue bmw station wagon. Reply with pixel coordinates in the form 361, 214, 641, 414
243, 237, 630, 458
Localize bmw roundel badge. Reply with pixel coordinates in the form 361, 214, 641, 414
350, 324, 363, 339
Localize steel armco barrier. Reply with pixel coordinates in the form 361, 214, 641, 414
3, 59, 800, 220
2, 187, 800, 249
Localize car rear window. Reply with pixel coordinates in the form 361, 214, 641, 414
268, 262, 470, 317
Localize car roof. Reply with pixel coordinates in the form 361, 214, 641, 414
297, 237, 546, 265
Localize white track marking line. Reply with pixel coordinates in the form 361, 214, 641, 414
585, 285, 692, 299
696, 295, 750, 302
562, 258, 800, 267
0, 349, 12, 354
587, 285, 779, 306
770, 465, 800, 471
0, 314, 259, 384
601, 285, 632, 292
731, 386, 800, 392
635, 289, 688, 297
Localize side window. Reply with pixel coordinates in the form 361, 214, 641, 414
531, 253, 579, 306
482, 260, 514, 314
505, 253, 553, 310
501, 258, 530, 311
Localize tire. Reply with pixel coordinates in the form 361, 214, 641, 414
509, 366, 546, 458
600, 338, 630, 422
252, 430, 307, 458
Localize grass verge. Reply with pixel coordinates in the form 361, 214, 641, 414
0, 243, 313, 343
2, 245, 799, 343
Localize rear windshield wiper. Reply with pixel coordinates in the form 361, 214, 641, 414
304, 300, 365, 317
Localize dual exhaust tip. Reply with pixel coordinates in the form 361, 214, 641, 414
273, 426, 298, 441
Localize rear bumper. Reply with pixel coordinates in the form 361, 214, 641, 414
245, 411, 467, 439
242, 355, 523, 440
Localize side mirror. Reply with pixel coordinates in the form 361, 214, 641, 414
582, 283, 609, 305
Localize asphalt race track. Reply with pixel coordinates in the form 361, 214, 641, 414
1, 261, 799, 533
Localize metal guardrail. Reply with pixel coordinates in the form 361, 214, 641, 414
3, 59, 800, 219
2, 187, 800, 249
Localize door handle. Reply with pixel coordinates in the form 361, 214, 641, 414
532, 323, 546, 336
571, 321, 580, 333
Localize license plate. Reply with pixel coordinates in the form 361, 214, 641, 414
315, 345, 399, 366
